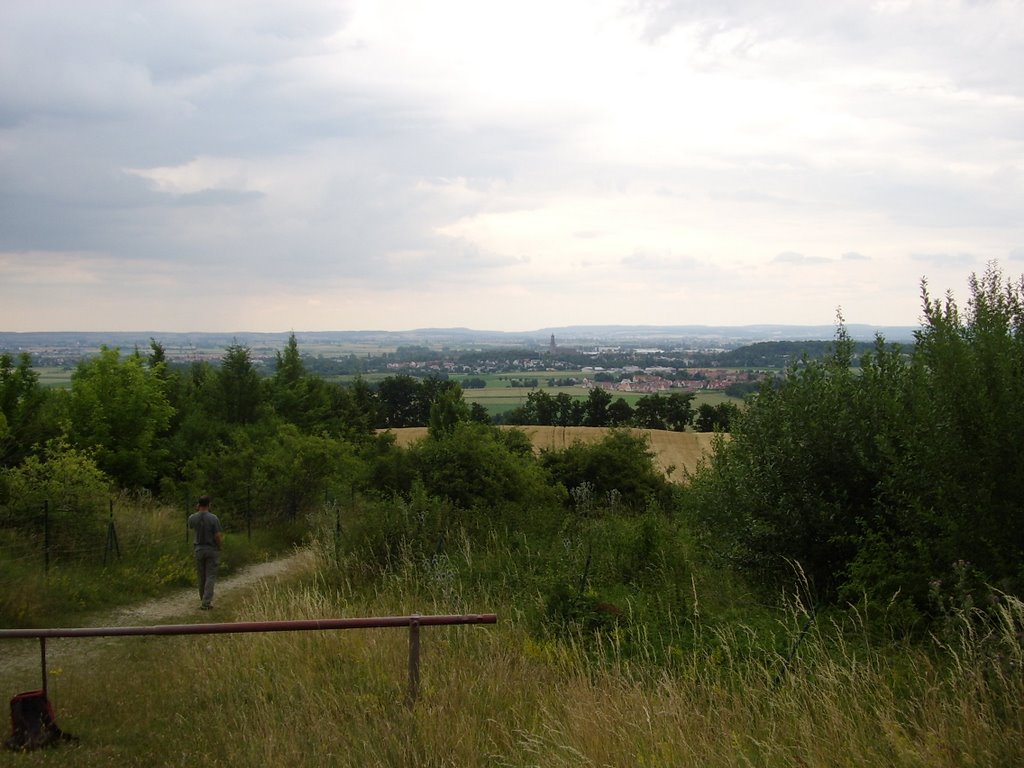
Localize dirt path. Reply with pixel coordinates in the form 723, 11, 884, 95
0, 548, 315, 683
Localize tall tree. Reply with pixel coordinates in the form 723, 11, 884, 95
269, 333, 334, 431
428, 384, 471, 437
584, 387, 613, 427
65, 346, 174, 488
632, 393, 667, 430
273, 333, 305, 389
217, 343, 264, 426
375, 375, 424, 428
606, 397, 634, 426
0, 352, 54, 467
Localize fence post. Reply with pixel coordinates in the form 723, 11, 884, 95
104, 498, 121, 565
407, 615, 421, 709
43, 499, 50, 575
40, 637, 48, 697
334, 495, 342, 566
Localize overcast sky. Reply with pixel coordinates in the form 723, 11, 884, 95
1, 0, 1022, 333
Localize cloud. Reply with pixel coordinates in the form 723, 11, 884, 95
911, 252, 978, 268
621, 250, 701, 271
773, 252, 832, 265
0, 0, 1021, 332
174, 189, 266, 207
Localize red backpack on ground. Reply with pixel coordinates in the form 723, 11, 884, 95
5, 690, 75, 751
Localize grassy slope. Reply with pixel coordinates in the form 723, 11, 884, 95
8, 546, 1020, 767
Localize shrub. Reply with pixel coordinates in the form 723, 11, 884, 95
1, 438, 111, 558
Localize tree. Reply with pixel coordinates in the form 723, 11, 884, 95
553, 392, 582, 428
694, 402, 740, 432
65, 346, 174, 489
409, 421, 563, 515
428, 384, 470, 437
525, 390, 557, 426
849, 265, 1024, 612
340, 378, 377, 439
584, 387, 613, 427
375, 375, 424, 428
540, 429, 674, 512
606, 397, 633, 426
469, 402, 492, 424
273, 333, 305, 389
0, 352, 54, 467
686, 268, 1024, 619
663, 392, 695, 431
632, 393, 667, 430
269, 334, 337, 433
217, 343, 264, 426
1, 438, 111, 556
683, 322, 886, 600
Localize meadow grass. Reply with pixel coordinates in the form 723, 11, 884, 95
6, 537, 1021, 767
0, 499, 301, 628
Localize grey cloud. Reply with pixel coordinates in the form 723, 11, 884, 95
0, 0, 560, 293
173, 189, 266, 207
1007, 248, 1024, 262
842, 252, 869, 261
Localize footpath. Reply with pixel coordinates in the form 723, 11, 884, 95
0, 548, 314, 683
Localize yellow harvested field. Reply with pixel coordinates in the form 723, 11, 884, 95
379, 426, 725, 482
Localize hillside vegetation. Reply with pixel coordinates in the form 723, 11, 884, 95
1, 264, 1023, 764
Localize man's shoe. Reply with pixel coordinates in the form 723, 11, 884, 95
201, 603, 213, 610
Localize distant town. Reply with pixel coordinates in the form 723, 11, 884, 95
1, 324, 916, 397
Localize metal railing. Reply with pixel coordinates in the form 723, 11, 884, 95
1, 613, 497, 708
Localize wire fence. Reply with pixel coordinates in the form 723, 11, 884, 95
0, 495, 211, 601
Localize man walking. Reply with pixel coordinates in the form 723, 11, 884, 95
187, 495, 223, 610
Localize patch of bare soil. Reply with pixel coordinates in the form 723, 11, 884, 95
0, 549, 314, 683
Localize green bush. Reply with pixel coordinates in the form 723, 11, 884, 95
1, 438, 111, 557
685, 265, 1024, 623
540, 429, 675, 513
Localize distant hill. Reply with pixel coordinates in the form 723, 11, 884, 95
0, 323, 919, 354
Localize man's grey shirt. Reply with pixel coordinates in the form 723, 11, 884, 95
188, 510, 222, 549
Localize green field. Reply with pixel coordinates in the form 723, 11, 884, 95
36, 366, 74, 389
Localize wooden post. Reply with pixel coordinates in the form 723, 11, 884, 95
40, 638, 48, 697
43, 500, 50, 575
407, 615, 421, 708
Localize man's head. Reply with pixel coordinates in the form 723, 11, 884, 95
197, 495, 211, 509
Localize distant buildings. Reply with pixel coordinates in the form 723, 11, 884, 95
583, 369, 750, 393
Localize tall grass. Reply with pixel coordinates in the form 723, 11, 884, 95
0, 497, 302, 628
8, 539, 1021, 767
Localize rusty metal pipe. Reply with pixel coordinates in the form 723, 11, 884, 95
2, 614, 496, 708
0, 613, 496, 640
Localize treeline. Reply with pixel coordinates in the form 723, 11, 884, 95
495, 387, 739, 433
